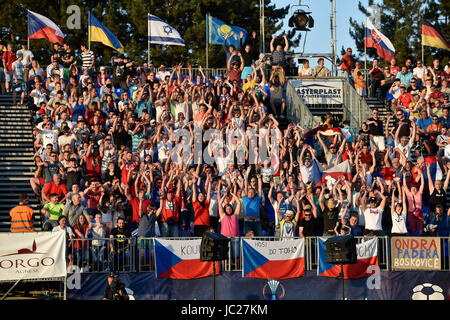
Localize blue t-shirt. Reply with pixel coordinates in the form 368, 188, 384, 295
417, 117, 432, 131
438, 116, 450, 129
430, 215, 449, 237
136, 100, 152, 118
396, 72, 414, 86
242, 195, 261, 218
72, 103, 86, 122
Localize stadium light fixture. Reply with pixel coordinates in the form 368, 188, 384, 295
288, 9, 315, 31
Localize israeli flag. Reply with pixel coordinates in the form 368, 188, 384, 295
148, 14, 185, 46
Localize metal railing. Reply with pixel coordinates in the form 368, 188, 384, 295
67, 237, 137, 273
66, 236, 450, 274
341, 77, 373, 130
285, 80, 317, 130
285, 75, 373, 131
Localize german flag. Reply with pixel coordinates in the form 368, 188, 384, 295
422, 20, 450, 51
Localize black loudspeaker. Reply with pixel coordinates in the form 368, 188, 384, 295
200, 232, 230, 262
324, 235, 357, 265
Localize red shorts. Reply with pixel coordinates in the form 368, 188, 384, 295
39, 177, 46, 186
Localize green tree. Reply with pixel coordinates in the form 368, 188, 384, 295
1, 0, 298, 69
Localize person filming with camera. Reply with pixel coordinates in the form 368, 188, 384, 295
103, 272, 129, 300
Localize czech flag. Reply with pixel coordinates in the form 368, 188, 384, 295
88, 12, 124, 53
364, 18, 395, 62
422, 20, 450, 51
423, 155, 443, 185
154, 238, 218, 279
304, 126, 343, 146
27, 10, 64, 45
318, 237, 378, 279
242, 238, 305, 279
321, 159, 352, 190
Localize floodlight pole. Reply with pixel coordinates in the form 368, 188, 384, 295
212, 261, 216, 300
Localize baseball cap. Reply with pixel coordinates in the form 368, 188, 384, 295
285, 210, 295, 217
303, 205, 312, 211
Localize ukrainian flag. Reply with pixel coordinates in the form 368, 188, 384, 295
88, 12, 124, 53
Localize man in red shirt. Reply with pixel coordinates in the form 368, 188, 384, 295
85, 142, 102, 181
397, 86, 414, 109
42, 173, 68, 203
227, 51, 244, 87
127, 188, 152, 230
389, 58, 400, 77
2, 43, 16, 93
84, 179, 102, 217
428, 85, 444, 108
338, 48, 354, 84
156, 185, 181, 237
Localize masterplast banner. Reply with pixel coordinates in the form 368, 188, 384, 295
0, 232, 66, 281
242, 238, 305, 279
154, 238, 219, 279
290, 79, 343, 105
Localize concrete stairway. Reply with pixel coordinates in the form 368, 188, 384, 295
0, 94, 41, 232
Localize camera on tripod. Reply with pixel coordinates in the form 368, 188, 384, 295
109, 272, 127, 300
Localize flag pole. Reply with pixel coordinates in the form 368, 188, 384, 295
27, 11, 30, 51
364, 19, 367, 85
88, 11, 91, 51
206, 14, 209, 69
148, 13, 150, 65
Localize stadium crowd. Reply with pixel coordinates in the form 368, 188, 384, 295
3, 31, 450, 271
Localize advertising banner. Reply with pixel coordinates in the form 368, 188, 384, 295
67, 271, 448, 300
0, 232, 66, 281
290, 79, 343, 105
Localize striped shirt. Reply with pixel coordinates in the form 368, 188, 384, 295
81, 50, 95, 70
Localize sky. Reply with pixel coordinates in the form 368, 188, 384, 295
274, 0, 372, 70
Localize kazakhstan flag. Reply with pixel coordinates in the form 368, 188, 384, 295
88, 12, 124, 53
206, 14, 247, 46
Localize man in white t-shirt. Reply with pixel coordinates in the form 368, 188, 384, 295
413, 60, 427, 84
30, 80, 48, 106
17, 43, 33, 88
297, 59, 312, 77
46, 60, 64, 79
11, 52, 25, 104
157, 135, 172, 163
361, 189, 386, 236
156, 64, 171, 82
40, 126, 60, 152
